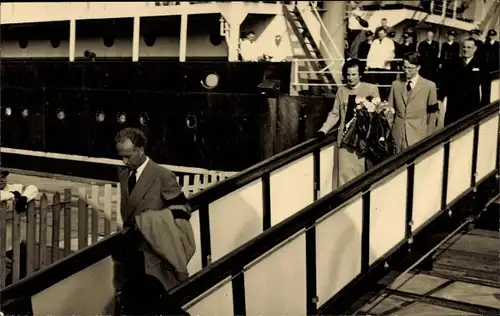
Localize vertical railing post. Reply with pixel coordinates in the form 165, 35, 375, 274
430, 0, 435, 14
69, 19, 76, 62
452, 0, 458, 19
26, 200, 36, 275
132, 16, 141, 62
51, 193, 61, 263
39, 194, 48, 269
63, 189, 72, 256
442, 0, 447, 17
0, 201, 7, 288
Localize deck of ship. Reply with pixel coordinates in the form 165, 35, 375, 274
348, 200, 500, 316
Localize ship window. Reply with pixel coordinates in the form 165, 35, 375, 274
144, 33, 156, 47
18, 39, 29, 49
50, 38, 61, 48
201, 73, 219, 90
96, 111, 106, 122
21, 109, 29, 118
103, 35, 115, 48
139, 113, 149, 126
209, 32, 223, 46
4, 107, 12, 117
117, 113, 127, 124
56, 109, 65, 120
186, 115, 196, 129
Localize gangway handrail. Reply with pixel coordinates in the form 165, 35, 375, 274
0, 126, 340, 304
2, 71, 498, 311
167, 102, 500, 306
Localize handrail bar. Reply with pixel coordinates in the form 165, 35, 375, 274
2, 70, 498, 308
167, 101, 500, 304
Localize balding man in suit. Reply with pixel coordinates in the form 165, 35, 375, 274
112, 128, 196, 313
387, 52, 439, 153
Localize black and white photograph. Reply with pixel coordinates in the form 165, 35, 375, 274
0, 1, 499, 315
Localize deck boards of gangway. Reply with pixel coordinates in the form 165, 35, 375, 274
355, 229, 500, 315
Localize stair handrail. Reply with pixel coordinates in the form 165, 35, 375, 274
308, 1, 344, 66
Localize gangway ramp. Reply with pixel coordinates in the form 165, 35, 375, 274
1, 75, 499, 314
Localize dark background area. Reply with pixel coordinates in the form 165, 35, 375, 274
0, 60, 336, 180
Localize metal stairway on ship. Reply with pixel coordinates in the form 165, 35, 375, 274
283, 3, 339, 94
1, 71, 499, 315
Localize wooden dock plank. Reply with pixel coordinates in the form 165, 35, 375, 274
357, 229, 500, 316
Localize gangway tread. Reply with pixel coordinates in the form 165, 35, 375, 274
350, 229, 500, 316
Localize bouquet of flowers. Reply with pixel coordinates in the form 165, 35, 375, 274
342, 96, 396, 168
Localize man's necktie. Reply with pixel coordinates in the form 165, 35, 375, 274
406, 80, 412, 92
128, 169, 137, 194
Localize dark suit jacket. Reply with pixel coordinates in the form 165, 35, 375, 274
445, 55, 490, 124
117, 159, 195, 291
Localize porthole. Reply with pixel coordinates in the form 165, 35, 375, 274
4, 107, 12, 116
201, 73, 219, 90
103, 35, 115, 47
186, 115, 196, 129
96, 111, 105, 122
21, 109, 29, 118
144, 33, 157, 47
209, 32, 223, 46
139, 113, 149, 126
56, 109, 65, 120
50, 38, 61, 48
18, 39, 29, 49
117, 112, 127, 124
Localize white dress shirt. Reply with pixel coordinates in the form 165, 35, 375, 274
366, 37, 395, 69
406, 74, 419, 90
239, 39, 261, 62
266, 43, 287, 62
132, 157, 149, 182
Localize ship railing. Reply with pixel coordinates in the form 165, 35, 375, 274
153, 1, 323, 7
292, 58, 404, 89
357, 0, 472, 23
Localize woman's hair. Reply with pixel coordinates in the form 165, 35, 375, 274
342, 58, 365, 78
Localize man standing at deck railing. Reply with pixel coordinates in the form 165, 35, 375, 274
0, 170, 39, 213
111, 128, 195, 314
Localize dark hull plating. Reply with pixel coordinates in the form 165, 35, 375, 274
0, 60, 307, 179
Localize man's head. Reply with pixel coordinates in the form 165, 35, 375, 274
403, 32, 411, 43
381, 18, 387, 27
274, 34, 282, 46
447, 30, 456, 41
246, 31, 256, 42
115, 128, 147, 170
365, 30, 373, 40
426, 30, 434, 41
462, 38, 477, 58
0, 171, 10, 190
403, 52, 421, 80
487, 29, 497, 40
376, 27, 387, 40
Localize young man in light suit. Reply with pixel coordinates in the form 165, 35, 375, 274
387, 52, 439, 153
113, 128, 195, 314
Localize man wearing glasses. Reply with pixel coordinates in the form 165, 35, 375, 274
386, 52, 439, 153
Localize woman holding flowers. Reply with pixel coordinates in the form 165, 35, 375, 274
316, 58, 382, 188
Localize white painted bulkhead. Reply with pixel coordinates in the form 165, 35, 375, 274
0, 2, 322, 60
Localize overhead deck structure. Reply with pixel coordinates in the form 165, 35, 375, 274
1, 70, 498, 314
